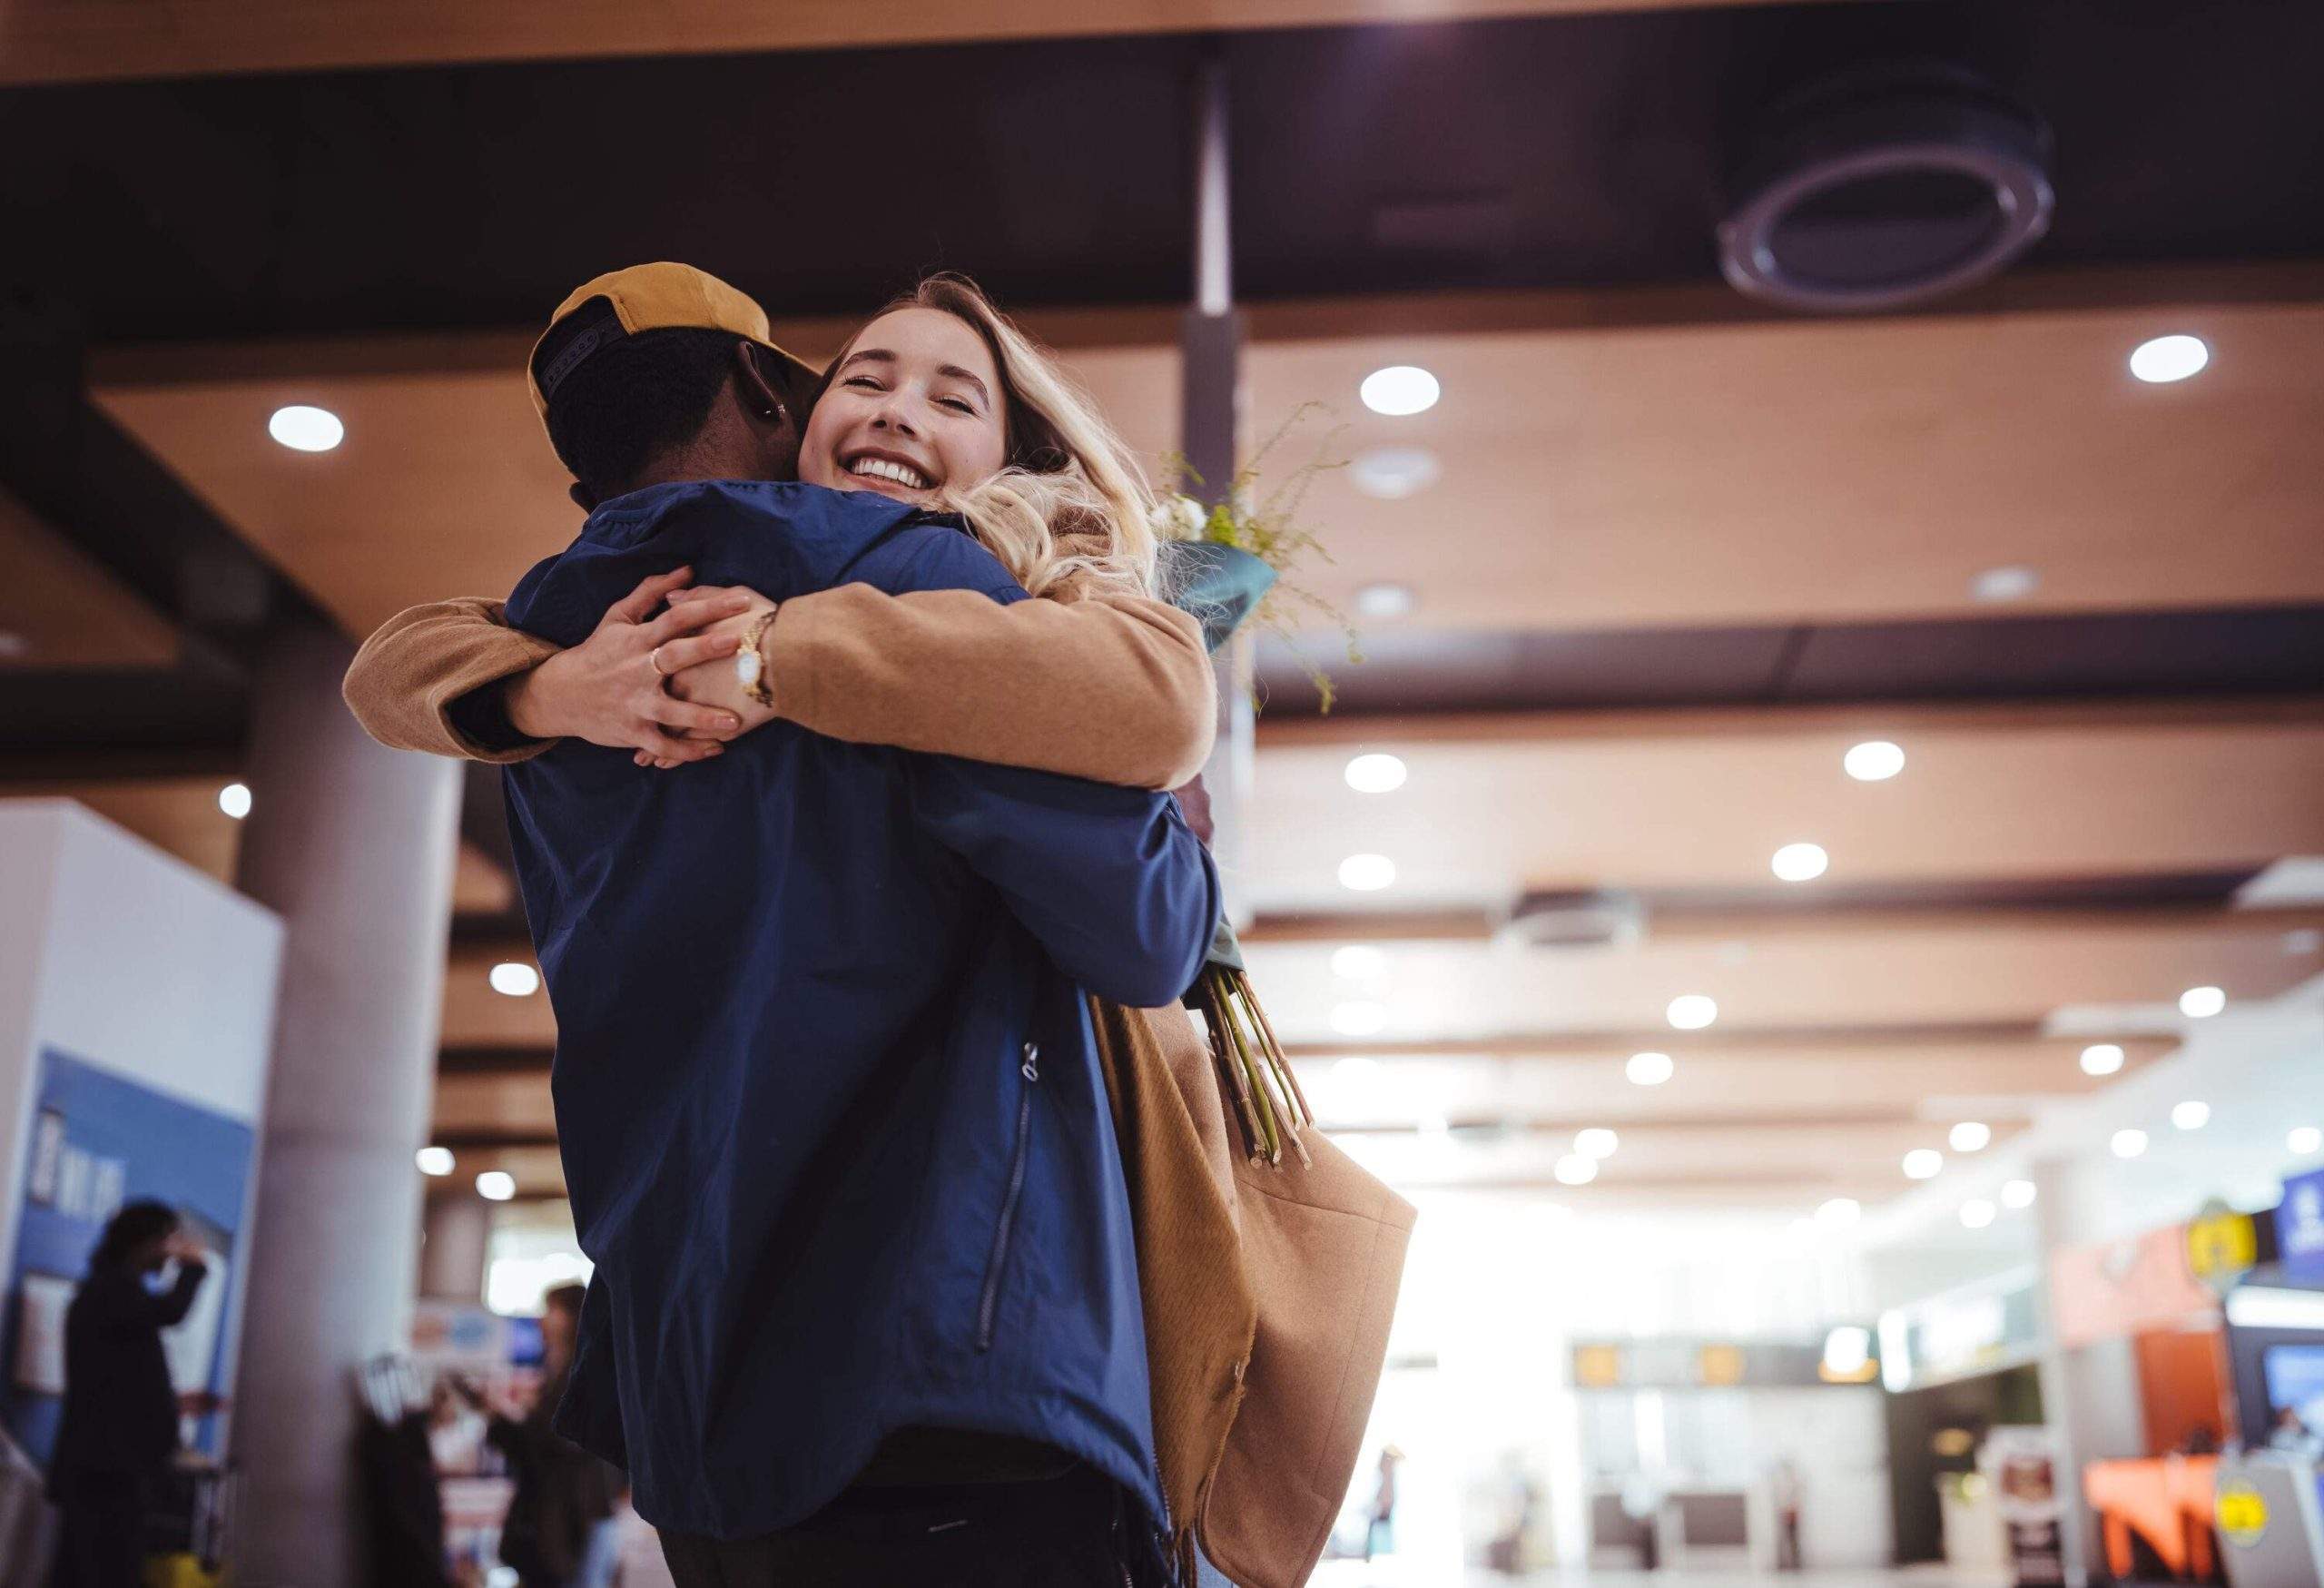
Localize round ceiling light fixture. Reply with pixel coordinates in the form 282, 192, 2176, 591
1718, 65, 2055, 314
1359, 366, 1441, 417
2129, 334, 2210, 385
268, 404, 345, 452
1351, 446, 1443, 500
1846, 740, 1906, 782
1626, 1051, 1675, 1087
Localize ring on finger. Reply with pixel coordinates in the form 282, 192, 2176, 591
649, 646, 672, 676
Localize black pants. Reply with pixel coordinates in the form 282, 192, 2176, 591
659, 1466, 1140, 1587
49, 1474, 149, 1588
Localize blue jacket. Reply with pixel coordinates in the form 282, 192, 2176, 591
498, 480, 1221, 1540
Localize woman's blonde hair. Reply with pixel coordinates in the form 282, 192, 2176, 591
824, 274, 1158, 600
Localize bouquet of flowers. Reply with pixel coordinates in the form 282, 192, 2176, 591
1150, 406, 1358, 1168
1150, 403, 1361, 714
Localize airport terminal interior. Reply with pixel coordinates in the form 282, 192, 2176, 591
2, 1, 2323, 1584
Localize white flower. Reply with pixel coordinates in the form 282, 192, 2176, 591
1149, 493, 1207, 540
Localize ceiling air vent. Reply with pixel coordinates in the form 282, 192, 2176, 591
1501, 889, 1645, 952
1718, 64, 2054, 313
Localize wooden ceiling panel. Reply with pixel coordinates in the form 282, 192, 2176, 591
93, 276, 2324, 646
1244, 705, 2324, 911
0, 482, 181, 672
1242, 917, 2316, 1041
1, 0, 1817, 87
1243, 293, 2324, 635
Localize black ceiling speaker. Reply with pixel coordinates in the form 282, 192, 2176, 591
1718, 64, 2055, 313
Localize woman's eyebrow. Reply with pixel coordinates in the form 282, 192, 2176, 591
836, 348, 895, 372
936, 364, 990, 403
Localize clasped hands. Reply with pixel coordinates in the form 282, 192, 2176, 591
500, 567, 777, 769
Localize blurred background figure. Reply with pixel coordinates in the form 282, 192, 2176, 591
1768, 1455, 1803, 1570
478, 1284, 625, 1588
46, 1200, 210, 1588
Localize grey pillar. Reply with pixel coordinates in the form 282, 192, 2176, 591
2029, 1155, 2102, 1588
232, 622, 462, 1588
1182, 51, 1253, 911
419, 1189, 494, 1302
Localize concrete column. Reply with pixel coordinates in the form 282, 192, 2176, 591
2030, 1154, 2106, 1588
231, 623, 462, 1588
419, 1189, 494, 1302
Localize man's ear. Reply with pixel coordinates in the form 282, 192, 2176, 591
734, 340, 787, 427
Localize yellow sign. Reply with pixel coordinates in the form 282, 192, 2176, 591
2187, 1200, 2259, 1295
1574, 1345, 1623, 1389
2217, 1484, 2269, 1547
1699, 1344, 1745, 1386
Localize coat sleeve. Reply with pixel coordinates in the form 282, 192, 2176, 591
910, 757, 1222, 1011
143, 1261, 208, 1329
763, 583, 1216, 790
343, 597, 562, 764
344, 584, 1216, 789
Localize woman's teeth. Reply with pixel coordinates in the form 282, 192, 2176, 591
848, 457, 931, 489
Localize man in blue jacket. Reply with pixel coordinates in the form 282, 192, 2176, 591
493, 267, 1220, 1586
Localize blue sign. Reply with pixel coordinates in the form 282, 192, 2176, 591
2278, 1168, 2324, 1281
1, 1048, 256, 1468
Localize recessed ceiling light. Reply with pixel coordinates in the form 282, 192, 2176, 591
1338, 853, 1397, 893
416, 1147, 455, 1177
1344, 753, 1408, 794
2001, 1179, 2038, 1209
2291, 1126, 2323, 1157
1902, 1149, 1944, 1180
1815, 1197, 1862, 1228
1667, 994, 1718, 1031
1350, 446, 1443, 499
2080, 1043, 2126, 1077
489, 962, 541, 998
268, 404, 345, 452
1772, 843, 1829, 883
1553, 1153, 1600, 1186
2129, 333, 2210, 385
1972, 565, 2042, 603
218, 783, 252, 820
1359, 365, 1441, 417
2111, 1128, 2149, 1159
1354, 582, 1416, 620
1331, 1001, 1388, 1037
0, 631, 27, 660
1845, 741, 1905, 782
2179, 985, 2226, 1020
1332, 944, 1389, 981
1948, 1121, 1992, 1153
1575, 1128, 1620, 1160
1959, 1198, 1998, 1229
476, 1170, 517, 1201
1625, 1051, 1675, 1087
2171, 1100, 2211, 1132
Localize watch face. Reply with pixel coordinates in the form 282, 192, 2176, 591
736, 651, 763, 686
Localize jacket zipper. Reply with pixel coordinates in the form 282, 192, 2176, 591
975, 1042, 1040, 1351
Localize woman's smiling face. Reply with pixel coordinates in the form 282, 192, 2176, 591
801, 307, 1009, 506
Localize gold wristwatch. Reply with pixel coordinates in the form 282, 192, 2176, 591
734, 607, 780, 707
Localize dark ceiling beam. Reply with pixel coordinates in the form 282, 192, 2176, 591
1246, 901, 2324, 946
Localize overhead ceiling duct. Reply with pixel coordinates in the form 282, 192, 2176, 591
1500, 888, 1646, 952
1718, 64, 2055, 313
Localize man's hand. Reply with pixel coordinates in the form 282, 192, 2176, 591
1171, 774, 1215, 846
501, 567, 755, 764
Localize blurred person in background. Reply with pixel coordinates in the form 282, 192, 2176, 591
46, 1199, 212, 1588
482, 1283, 625, 1588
